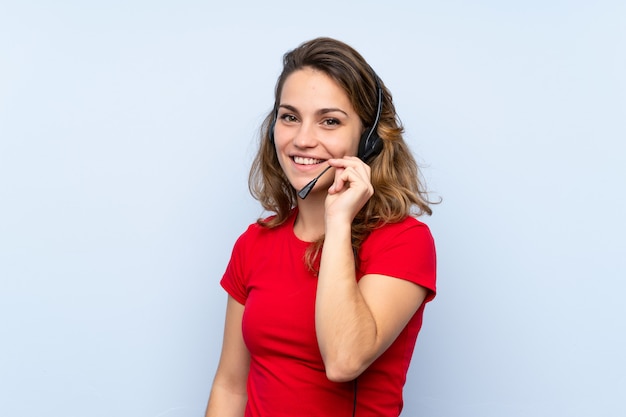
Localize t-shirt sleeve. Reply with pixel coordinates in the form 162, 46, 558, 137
359, 219, 437, 303
220, 225, 253, 305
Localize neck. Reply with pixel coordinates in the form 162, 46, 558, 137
294, 191, 326, 242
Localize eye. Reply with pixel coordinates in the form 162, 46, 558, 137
322, 118, 341, 126
279, 113, 298, 123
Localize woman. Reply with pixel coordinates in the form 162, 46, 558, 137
205, 37, 436, 417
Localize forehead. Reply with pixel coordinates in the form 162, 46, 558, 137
280, 67, 354, 110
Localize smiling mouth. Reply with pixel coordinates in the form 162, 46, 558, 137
293, 156, 325, 165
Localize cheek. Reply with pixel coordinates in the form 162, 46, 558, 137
272, 125, 289, 149
348, 129, 363, 156
272, 137, 290, 170
353, 133, 362, 153
273, 133, 287, 156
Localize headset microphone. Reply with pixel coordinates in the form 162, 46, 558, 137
297, 76, 383, 199
297, 165, 331, 199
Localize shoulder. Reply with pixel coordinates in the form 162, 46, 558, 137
365, 216, 434, 248
233, 219, 270, 249
359, 216, 436, 272
233, 212, 293, 248
359, 216, 437, 295
378, 215, 430, 232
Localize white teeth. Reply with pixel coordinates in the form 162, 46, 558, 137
294, 156, 323, 165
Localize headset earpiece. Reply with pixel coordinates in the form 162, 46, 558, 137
357, 77, 384, 163
357, 128, 383, 162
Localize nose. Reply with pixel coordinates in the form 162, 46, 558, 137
292, 121, 318, 149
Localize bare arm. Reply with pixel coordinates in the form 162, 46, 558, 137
315, 157, 428, 382
205, 296, 250, 417
316, 223, 428, 382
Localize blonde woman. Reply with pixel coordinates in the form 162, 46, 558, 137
206, 37, 436, 417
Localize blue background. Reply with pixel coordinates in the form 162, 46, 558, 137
1, 1, 624, 416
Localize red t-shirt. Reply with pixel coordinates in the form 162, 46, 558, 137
221, 211, 436, 417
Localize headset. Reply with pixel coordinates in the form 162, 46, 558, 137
269, 72, 384, 199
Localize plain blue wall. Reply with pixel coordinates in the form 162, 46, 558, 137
1, 1, 624, 416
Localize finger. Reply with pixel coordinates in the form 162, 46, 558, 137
328, 167, 346, 194
328, 157, 371, 179
330, 166, 370, 196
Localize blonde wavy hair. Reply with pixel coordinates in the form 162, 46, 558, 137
248, 37, 434, 270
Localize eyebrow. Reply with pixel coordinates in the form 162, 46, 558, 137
278, 104, 349, 117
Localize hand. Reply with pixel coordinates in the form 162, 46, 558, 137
324, 156, 374, 224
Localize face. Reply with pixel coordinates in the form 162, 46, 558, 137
273, 67, 364, 196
